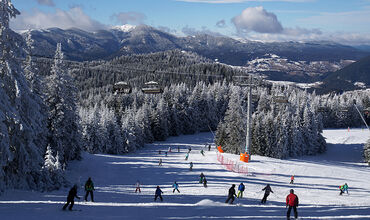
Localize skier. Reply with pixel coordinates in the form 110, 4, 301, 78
208, 144, 211, 151
225, 184, 237, 204
237, 182, 245, 198
154, 186, 164, 201
200, 149, 205, 156
62, 185, 80, 211
185, 153, 189, 160
135, 180, 141, 193
165, 152, 168, 157
159, 150, 161, 154
286, 189, 299, 220
159, 158, 162, 166
199, 172, 205, 183
290, 175, 295, 184
178, 146, 180, 152
168, 147, 172, 153
188, 147, 192, 153
172, 181, 180, 193
261, 184, 273, 204
190, 162, 193, 171
84, 177, 94, 202
340, 183, 349, 195
203, 177, 208, 188
343, 183, 349, 194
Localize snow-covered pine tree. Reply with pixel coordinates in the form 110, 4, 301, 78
0, 0, 50, 192
43, 145, 55, 171
219, 86, 246, 154
364, 138, 370, 165
45, 43, 81, 163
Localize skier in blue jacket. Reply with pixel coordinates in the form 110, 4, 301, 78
172, 181, 180, 193
237, 182, 245, 198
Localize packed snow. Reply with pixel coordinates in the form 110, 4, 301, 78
0, 128, 369, 219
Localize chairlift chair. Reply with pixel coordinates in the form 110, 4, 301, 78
141, 81, 163, 94
273, 96, 289, 104
113, 81, 132, 94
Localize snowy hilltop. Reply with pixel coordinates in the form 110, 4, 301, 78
0, 128, 369, 219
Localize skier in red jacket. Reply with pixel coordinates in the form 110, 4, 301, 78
286, 189, 299, 220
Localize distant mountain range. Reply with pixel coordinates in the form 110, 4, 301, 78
24, 25, 370, 93
311, 55, 370, 93
25, 25, 369, 65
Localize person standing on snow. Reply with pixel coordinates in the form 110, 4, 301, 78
286, 189, 299, 220
154, 186, 164, 201
172, 181, 180, 193
225, 184, 237, 204
208, 145, 211, 151
63, 185, 80, 211
290, 175, 295, 184
135, 180, 141, 193
185, 152, 189, 160
261, 184, 273, 204
203, 177, 208, 188
237, 182, 245, 198
84, 177, 94, 202
199, 173, 205, 183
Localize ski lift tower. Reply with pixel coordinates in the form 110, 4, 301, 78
234, 75, 258, 162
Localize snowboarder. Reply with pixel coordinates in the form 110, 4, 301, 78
225, 184, 237, 204
62, 185, 80, 211
290, 175, 295, 184
200, 149, 205, 156
159, 158, 162, 166
199, 172, 205, 183
84, 177, 94, 202
208, 144, 211, 151
135, 180, 141, 193
185, 153, 189, 160
172, 181, 180, 193
237, 182, 245, 198
261, 184, 273, 204
203, 177, 208, 188
286, 189, 299, 220
190, 162, 193, 171
154, 186, 163, 201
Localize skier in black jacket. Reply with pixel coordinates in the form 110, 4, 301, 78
225, 184, 237, 204
63, 185, 80, 210
261, 184, 273, 204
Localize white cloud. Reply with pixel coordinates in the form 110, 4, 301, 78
111, 12, 146, 25
232, 6, 283, 33
36, 0, 55, 7
242, 30, 370, 46
10, 7, 107, 31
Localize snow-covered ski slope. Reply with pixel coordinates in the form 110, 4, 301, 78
0, 128, 370, 220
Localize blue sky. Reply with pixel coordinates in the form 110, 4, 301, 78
10, 0, 370, 45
